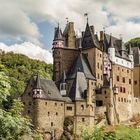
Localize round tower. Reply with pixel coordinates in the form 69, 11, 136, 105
108, 35, 115, 62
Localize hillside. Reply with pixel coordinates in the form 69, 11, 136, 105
0, 51, 53, 97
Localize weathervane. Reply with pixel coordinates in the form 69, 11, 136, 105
66, 17, 69, 23
84, 13, 89, 23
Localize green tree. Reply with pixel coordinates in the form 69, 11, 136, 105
125, 37, 140, 48
0, 71, 31, 140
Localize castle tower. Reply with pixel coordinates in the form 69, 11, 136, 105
52, 23, 79, 83
63, 22, 76, 48
108, 35, 115, 62
52, 25, 64, 82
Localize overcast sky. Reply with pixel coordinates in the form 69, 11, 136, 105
0, 0, 140, 63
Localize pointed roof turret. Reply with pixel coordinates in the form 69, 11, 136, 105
82, 22, 99, 48
53, 24, 63, 41
109, 34, 115, 48
34, 74, 42, 89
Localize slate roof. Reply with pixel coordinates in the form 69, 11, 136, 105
132, 47, 140, 65
53, 25, 63, 41
68, 53, 96, 80
68, 71, 87, 101
34, 74, 41, 89
82, 22, 100, 48
104, 34, 130, 60
31, 76, 64, 101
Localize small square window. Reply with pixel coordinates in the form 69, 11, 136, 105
134, 81, 137, 85
82, 118, 85, 122
48, 112, 50, 116
51, 122, 53, 126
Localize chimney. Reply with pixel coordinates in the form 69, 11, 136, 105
69, 22, 74, 30
100, 31, 104, 41
90, 25, 94, 34
82, 31, 85, 37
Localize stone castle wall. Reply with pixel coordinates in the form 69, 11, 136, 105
33, 99, 65, 139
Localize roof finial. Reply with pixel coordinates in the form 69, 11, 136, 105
66, 17, 69, 23
84, 13, 88, 23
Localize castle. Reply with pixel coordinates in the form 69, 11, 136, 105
21, 21, 140, 139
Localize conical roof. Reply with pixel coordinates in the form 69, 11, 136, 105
34, 74, 42, 89
82, 22, 99, 48
53, 25, 63, 41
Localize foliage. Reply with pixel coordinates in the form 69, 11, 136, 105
32, 128, 43, 140
0, 52, 53, 97
81, 127, 104, 140
60, 116, 74, 140
0, 71, 31, 140
81, 125, 140, 140
125, 37, 140, 48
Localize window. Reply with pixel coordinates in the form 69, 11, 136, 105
127, 70, 129, 73
120, 87, 122, 92
100, 54, 102, 58
122, 69, 124, 72
28, 110, 30, 114
67, 106, 72, 111
104, 91, 107, 94
28, 92, 30, 96
118, 97, 120, 102
96, 100, 103, 106
101, 75, 102, 80
45, 102, 47, 105
51, 122, 53, 126
122, 77, 125, 83
81, 105, 84, 110
55, 102, 57, 106
129, 79, 131, 84
23, 102, 25, 105
134, 80, 137, 85
123, 87, 126, 93
82, 118, 85, 122
97, 63, 99, 68
48, 112, 50, 116
61, 103, 63, 106
124, 98, 126, 102
118, 67, 120, 70
98, 73, 100, 79
121, 98, 123, 102
117, 76, 119, 81
56, 112, 58, 116
101, 64, 102, 70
